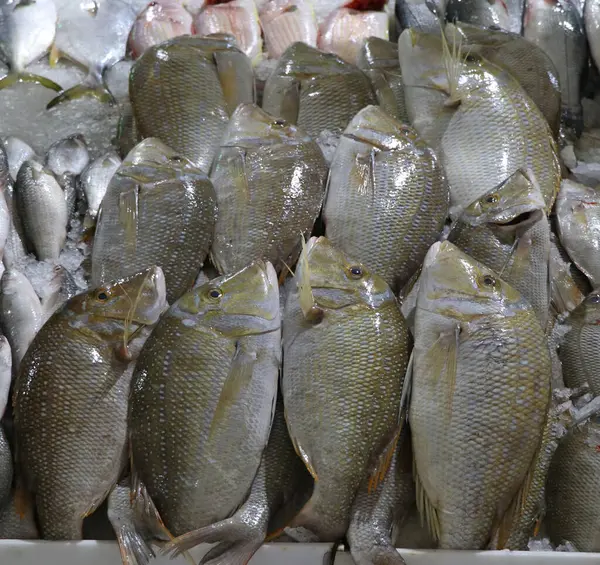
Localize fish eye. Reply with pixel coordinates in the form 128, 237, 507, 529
170, 155, 184, 162
481, 275, 496, 287
348, 265, 363, 279
484, 193, 499, 204
589, 295, 600, 304
97, 291, 109, 301
208, 288, 222, 300
273, 119, 286, 127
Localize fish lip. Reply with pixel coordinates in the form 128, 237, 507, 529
491, 208, 544, 234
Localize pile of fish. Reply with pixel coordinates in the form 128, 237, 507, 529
3, 0, 600, 562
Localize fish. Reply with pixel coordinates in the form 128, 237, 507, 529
0, 139, 8, 193
2, 136, 35, 182
0, 0, 62, 92
129, 260, 280, 537
130, 35, 255, 172
163, 394, 313, 561
397, 27, 561, 215
259, 0, 317, 59
347, 429, 415, 565
0, 422, 13, 516
15, 160, 67, 261
0, 490, 38, 539
281, 236, 411, 540
0, 336, 12, 506
194, 0, 263, 64
40, 265, 79, 322
210, 103, 327, 275
445, 0, 523, 34
0, 335, 10, 418
356, 36, 408, 122
546, 417, 600, 551
56, 172, 77, 219
128, 0, 194, 59
13, 266, 167, 540
46, 0, 143, 108
586, 0, 600, 73
44, 134, 90, 177
0, 185, 11, 263
523, 0, 587, 137
91, 141, 217, 303
323, 104, 448, 293
0, 269, 43, 372
395, 0, 442, 33
448, 168, 550, 327
449, 21, 562, 136
410, 240, 551, 549
79, 151, 121, 228
556, 179, 600, 287
2, 177, 27, 269
262, 42, 376, 139
317, 7, 389, 66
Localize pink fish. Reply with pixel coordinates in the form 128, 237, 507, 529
260, 0, 317, 58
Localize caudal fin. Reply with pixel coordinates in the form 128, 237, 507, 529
0, 72, 62, 92
47, 83, 115, 110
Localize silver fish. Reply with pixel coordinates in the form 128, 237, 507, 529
80, 151, 121, 228
395, 0, 443, 33
445, 0, 523, 34
45, 134, 90, 177
3, 136, 35, 182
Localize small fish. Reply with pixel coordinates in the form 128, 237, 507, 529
15, 160, 67, 261
14, 267, 167, 540
129, 0, 194, 59
0, 269, 43, 373
194, 0, 263, 64
2, 176, 27, 269
40, 265, 79, 322
3, 137, 35, 182
79, 151, 121, 228
259, 0, 317, 59
45, 134, 90, 177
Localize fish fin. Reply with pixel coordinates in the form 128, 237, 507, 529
423, 325, 460, 413
352, 150, 376, 202
264, 76, 300, 124
213, 50, 255, 115
118, 185, 139, 255
413, 459, 440, 542
297, 235, 323, 324
49, 43, 61, 67
13, 484, 30, 520
399, 350, 414, 425
46, 82, 116, 110
367, 428, 401, 494
113, 524, 155, 565
284, 405, 318, 481
439, 22, 467, 107
208, 342, 256, 441
0, 72, 62, 92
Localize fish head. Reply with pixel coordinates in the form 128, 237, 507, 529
419, 240, 524, 319
177, 260, 280, 335
577, 288, 600, 326
357, 36, 398, 69
296, 236, 394, 316
278, 41, 350, 76
344, 104, 412, 148
123, 138, 184, 166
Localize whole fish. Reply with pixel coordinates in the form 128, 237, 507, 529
128, 0, 194, 59
0, 269, 43, 372
549, 234, 589, 316
546, 417, 600, 551
523, 0, 586, 137
356, 36, 408, 122
556, 179, 600, 287
2, 177, 27, 269
164, 395, 313, 561
0, 186, 10, 263
395, 0, 442, 33
262, 42, 376, 139
3, 137, 35, 182
398, 28, 560, 215
194, 0, 263, 64
129, 261, 280, 538
450, 22, 562, 136
45, 134, 90, 177
317, 8, 389, 66
79, 151, 121, 228
47, 0, 144, 108
410, 240, 551, 549
14, 267, 167, 539
586, 0, 600, 72
41, 265, 79, 322
282, 236, 411, 540
130, 35, 255, 172
16, 160, 67, 261
91, 142, 217, 303
445, 0, 523, 34
259, 0, 317, 59
448, 168, 550, 327
210, 103, 327, 275
0, 0, 61, 92
323, 105, 448, 293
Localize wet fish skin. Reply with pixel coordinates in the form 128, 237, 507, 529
523, 0, 586, 137
448, 168, 550, 327
14, 267, 167, 540
556, 179, 600, 287
210, 103, 327, 275
546, 417, 600, 551
410, 241, 551, 549
0, 269, 43, 373
445, 0, 523, 33
0, 336, 12, 507
129, 261, 280, 537
324, 105, 448, 293
2, 177, 27, 269
282, 236, 411, 540
130, 35, 255, 172
395, 0, 442, 33
80, 151, 121, 228
357, 37, 408, 123
92, 141, 217, 303
41, 265, 79, 322
45, 134, 90, 177
262, 42, 376, 139
16, 160, 67, 261
3, 137, 35, 182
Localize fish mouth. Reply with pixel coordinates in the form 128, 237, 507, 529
491, 208, 543, 234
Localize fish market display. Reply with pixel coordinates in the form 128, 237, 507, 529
130, 35, 255, 171
129, 261, 280, 537
14, 267, 167, 539
91, 139, 217, 302
323, 105, 448, 292
210, 103, 327, 275
282, 237, 410, 540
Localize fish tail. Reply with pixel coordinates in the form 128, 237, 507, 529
113, 524, 156, 565
46, 82, 116, 110
0, 72, 62, 92
289, 485, 345, 541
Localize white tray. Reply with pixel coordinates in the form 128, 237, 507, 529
1, 542, 599, 565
